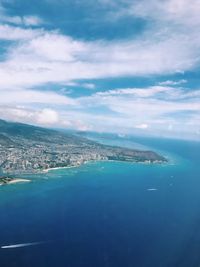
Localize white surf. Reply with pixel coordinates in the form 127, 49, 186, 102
1, 241, 44, 249
147, 188, 158, 191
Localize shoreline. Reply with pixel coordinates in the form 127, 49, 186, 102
7, 178, 31, 184
0, 178, 31, 186
43, 165, 79, 173
2, 157, 169, 177
42, 158, 168, 173
0, 157, 170, 186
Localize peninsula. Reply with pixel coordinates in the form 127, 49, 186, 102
0, 119, 167, 175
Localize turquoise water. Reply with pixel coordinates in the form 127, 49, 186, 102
0, 137, 200, 267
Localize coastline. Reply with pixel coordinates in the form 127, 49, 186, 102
0, 178, 31, 186
0, 156, 169, 180
43, 159, 168, 175
36, 157, 169, 174
43, 165, 79, 173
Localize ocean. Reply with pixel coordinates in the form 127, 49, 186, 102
0, 136, 200, 267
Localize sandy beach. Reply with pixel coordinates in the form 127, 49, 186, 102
7, 178, 31, 184
43, 165, 79, 173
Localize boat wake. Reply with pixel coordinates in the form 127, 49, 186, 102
1, 241, 46, 249
147, 188, 158, 191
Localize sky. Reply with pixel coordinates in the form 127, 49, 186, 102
0, 0, 200, 140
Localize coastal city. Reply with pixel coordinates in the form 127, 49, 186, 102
0, 120, 166, 176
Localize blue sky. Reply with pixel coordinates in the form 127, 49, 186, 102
0, 0, 199, 140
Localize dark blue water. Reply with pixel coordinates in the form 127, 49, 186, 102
0, 137, 200, 267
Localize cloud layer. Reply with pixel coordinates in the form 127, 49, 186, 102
0, 24, 200, 89
0, 0, 199, 140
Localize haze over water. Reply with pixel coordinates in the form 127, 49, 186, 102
0, 136, 200, 267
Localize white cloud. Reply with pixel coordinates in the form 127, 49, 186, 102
0, 0, 200, 140
117, 0, 200, 27
0, 1, 43, 26
60, 82, 96, 89
88, 88, 200, 117
73, 120, 91, 131
0, 105, 90, 131
0, 15, 43, 26
21, 33, 87, 61
0, 88, 76, 105
0, 107, 60, 126
158, 79, 187, 86
96, 86, 174, 97
135, 124, 149, 129
0, 15, 22, 25
0, 84, 199, 139
0, 2, 43, 26
75, 85, 200, 139
0, 23, 199, 91
0, 24, 43, 40
82, 83, 96, 89
35, 108, 59, 125
0, 106, 50, 126
22, 16, 43, 26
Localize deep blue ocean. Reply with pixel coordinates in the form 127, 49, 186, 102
0, 136, 200, 267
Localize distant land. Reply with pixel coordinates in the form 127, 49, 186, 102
0, 119, 167, 176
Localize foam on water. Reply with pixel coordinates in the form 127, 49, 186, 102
147, 188, 158, 191
1, 241, 45, 249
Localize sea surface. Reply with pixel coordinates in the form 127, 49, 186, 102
0, 136, 200, 267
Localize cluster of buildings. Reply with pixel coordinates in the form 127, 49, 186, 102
0, 128, 166, 174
